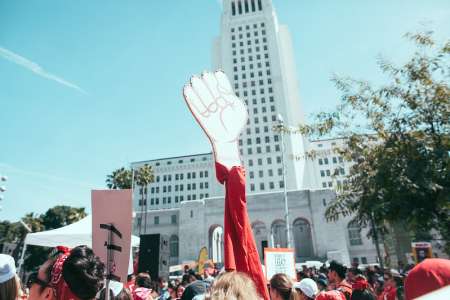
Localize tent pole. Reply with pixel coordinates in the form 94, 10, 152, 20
17, 243, 27, 276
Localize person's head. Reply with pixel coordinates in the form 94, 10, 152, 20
135, 273, 152, 289
328, 261, 346, 283
205, 272, 258, 300
293, 278, 318, 300
269, 273, 298, 300
347, 268, 360, 283
62, 245, 105, 300
158, 276, 168, 289
351, 275, 375, 300
29, 245, 104, 300
177, 285, 185, 298
317, 278, 327, 291
0, 254, 21, 300
180, 280, 208, 300
97, 281, 132, 300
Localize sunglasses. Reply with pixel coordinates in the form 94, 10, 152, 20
27, 272, 50, 289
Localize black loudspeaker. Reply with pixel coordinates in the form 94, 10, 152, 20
138, 234, 170, 280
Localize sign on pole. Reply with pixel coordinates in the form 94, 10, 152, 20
92, 189, 133, 284
411, 242, 432, 264
264, 248, 296, 280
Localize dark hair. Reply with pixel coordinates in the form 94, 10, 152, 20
351, 290, 376, 300
269, 273, 297, 300
0, 276, 18, 300
329, 261, 346, 279
135, 273, 152, 288
62, 245, 105, 300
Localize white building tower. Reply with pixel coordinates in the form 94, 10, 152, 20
213, 0, 315, 193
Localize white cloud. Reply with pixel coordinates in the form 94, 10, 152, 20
0, 46, 87, 94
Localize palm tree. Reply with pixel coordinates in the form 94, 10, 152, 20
106, 167, 132, 189
134, 164, 154, 235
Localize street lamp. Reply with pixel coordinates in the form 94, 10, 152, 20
277, 114, 292, 249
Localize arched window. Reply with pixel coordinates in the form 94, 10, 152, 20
271, 220, 287, 248
292, 218, 314, 260
348, 221, 363, 246
209, 226, 224, 263
169, 235, 179, 264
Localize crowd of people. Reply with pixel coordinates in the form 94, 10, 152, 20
0, 246, 449, 300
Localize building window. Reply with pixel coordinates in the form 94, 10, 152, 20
269, 182, 274, 189
260, 183, 265, 190
279, 181, 284, 188
320, 170, 325, 177
322, 182, 327, 188
250, 184, 255, 191
361, 257, 368, 264
324, 158, 329, 164
333, 157, 337, 164
326, 170, 331, 176
154, 216, 159, 225
323, 198, 327, 206
348, 221, 363, 246
319, 158, 323, 165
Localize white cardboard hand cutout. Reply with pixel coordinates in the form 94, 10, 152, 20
183, 71, 248, 170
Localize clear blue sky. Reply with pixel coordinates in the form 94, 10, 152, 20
1, 0, 449, 221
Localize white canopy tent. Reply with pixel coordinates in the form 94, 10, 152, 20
18, 215, 140, 272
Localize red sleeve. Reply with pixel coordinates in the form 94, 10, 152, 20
215, 162, 270, 300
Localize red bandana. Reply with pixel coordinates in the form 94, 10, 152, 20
352, 277, 369, 291
50, 246, 81, 300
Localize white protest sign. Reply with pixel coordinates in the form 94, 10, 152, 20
183, 70, 248, 169
264, 248, 296, 280
92, 189, 132, 284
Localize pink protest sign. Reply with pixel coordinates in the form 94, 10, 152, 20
92, 189, 132, 284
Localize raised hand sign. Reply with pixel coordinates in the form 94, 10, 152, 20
183, 70, 248, 169
182, 70, 270, 300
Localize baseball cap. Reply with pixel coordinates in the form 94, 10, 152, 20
294, 278, 318, 298
0, 254, 16, 284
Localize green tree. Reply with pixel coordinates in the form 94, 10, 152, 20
106, 167, 132, 189
41, 206, 86, 230
134, 164, 154, 235
296, 32, 450, 259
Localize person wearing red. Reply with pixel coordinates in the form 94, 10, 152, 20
328, 261, 352, 300
404, 258, 450, 300
183, 71, 270, 300
377, 273, 397, 300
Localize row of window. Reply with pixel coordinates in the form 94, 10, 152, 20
155, 170, 209, 182
247, 156, 281, 167
231, 0, 263, 16
242, 124, 276, 136
321, 179, 348, 188
233, 67, 271, 78
153, 156, 208, 166
139, 193, 211, 206
232, 58, 271, 69
249, 181, 284, 191
320, 168, 345, 177
232, 29, 266, 41
152, 215, 177, 225
150, 182, 210, 194
235, 84, 273, 95
318, 156, 344, 165
249, 168, 283, 178
240, 144, 280, 155
230, 22, 265, 33
239, 134, 278, 146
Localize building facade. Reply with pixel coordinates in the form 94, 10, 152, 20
132, 189, 380, 266
131, 0, 381, 266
